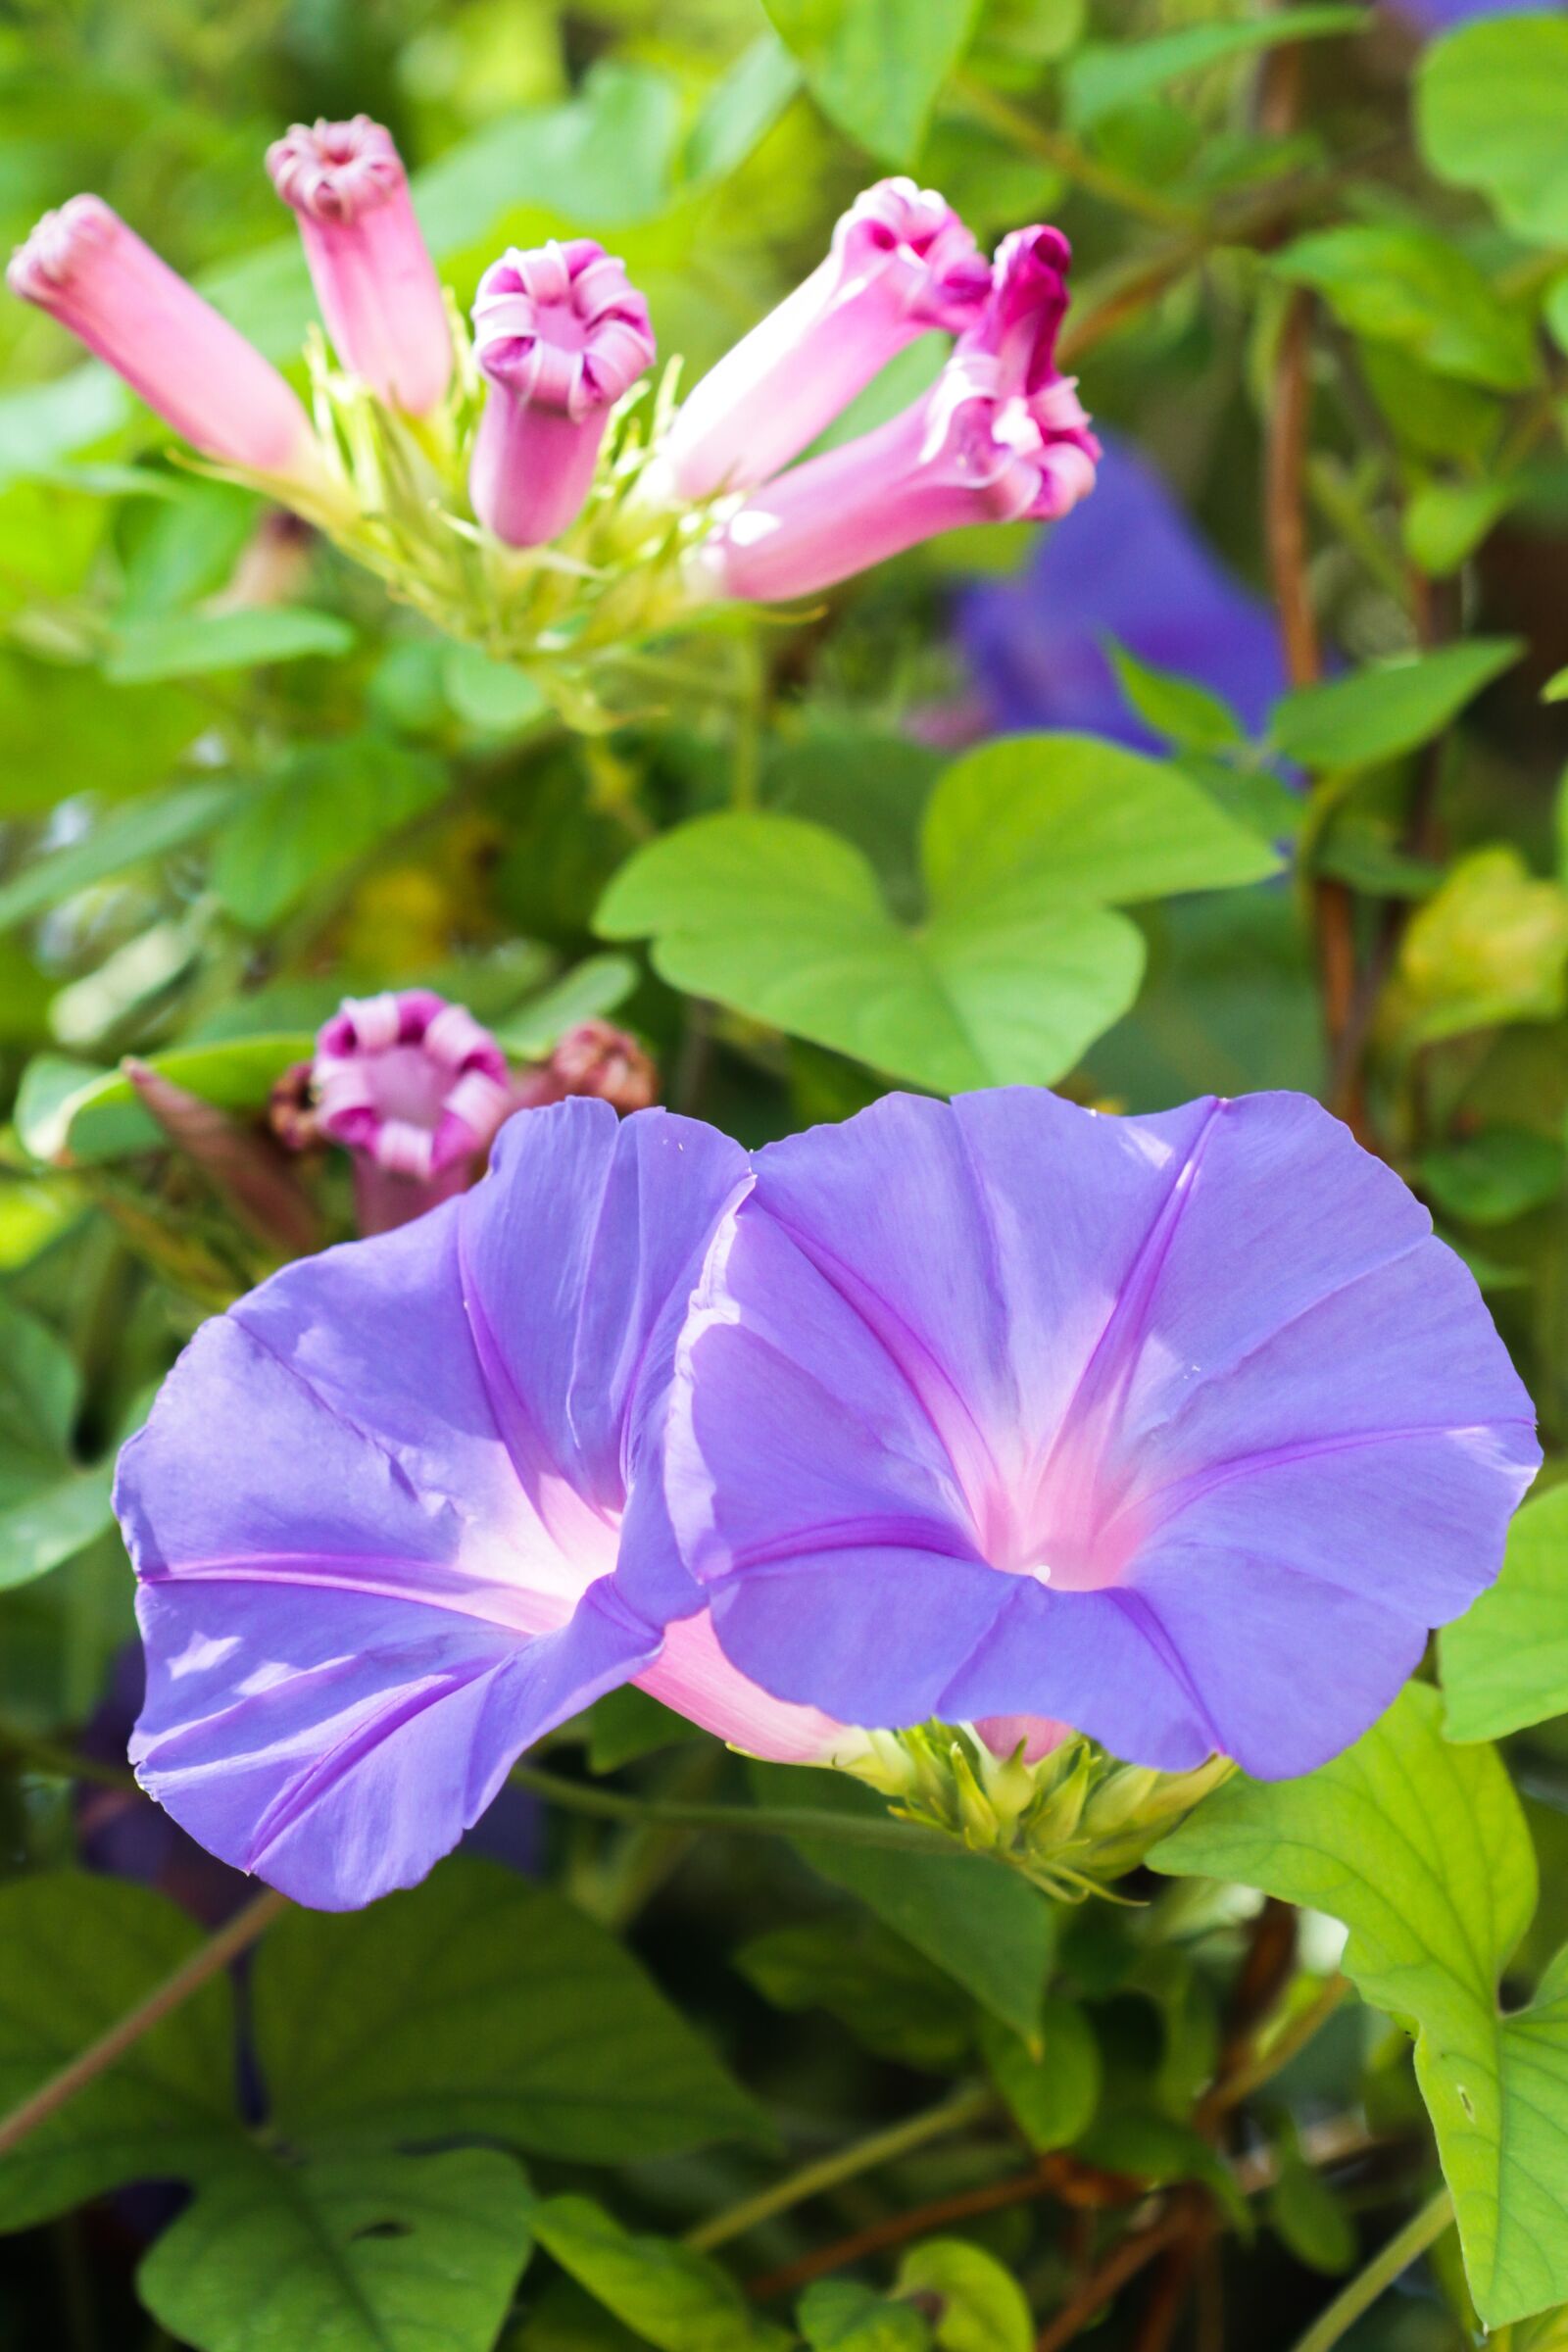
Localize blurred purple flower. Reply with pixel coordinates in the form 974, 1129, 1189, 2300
116, 1100, 844, 1911
1388, 0, 1560, 30
659, 1088, 1539, 1781
959, 429, 1289, 750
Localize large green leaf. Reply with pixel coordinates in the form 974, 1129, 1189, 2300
0, 1874, 236, 2230
1417, 17, 1568, 247
761, 0, 980, 164
525, 2195, 789, 2352
1443, 1486, 1568, 1743
1274, 225, 1539, 393
1062, 7, 1361, 128
1269, 640, 1523, 771
1152, 1685, 1568, 2328
751, 1767, 1055, 2046
598, 737, 1277, 1094
254, 1860, 768, 2161
138, 2147, 533, 2352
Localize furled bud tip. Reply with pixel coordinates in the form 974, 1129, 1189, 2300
267, 116, 451, 416
7, 195, 321, 485
658, 177, 991, 503
312, 989, 510, 1234
468, 240, 655, 547
693, 223, 1100, 606
511, 1020, 659, 1116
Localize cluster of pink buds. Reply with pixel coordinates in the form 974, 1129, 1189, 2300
8, 123, 1097, 631
682, 222, 1100, 604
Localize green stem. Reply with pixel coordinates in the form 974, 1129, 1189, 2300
1288, 2188, 1454, 2352
509, 1762, 954, 1855
0, 1886, 289, 2159
685, 2082, 996, 2254
0, 1722, 135, 1791
951, 72, 1199, 228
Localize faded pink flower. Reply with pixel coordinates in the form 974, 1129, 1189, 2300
268, 116, 451, 416
512, 1020, 659, 1117
468, 240, 655, 546
8, 196, 321, 485
658, 177, 991, 503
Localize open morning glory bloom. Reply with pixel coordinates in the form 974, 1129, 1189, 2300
469, 239, 656, 547
116, 1100, 844, 1909
311, 988, 512, 1233
694, 226, 1099, 605
658, 1088, 1540, 1780
268, 115, 451, 416
656, 176, 991, 503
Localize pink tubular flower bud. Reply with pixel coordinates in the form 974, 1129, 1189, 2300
659, 177, 991, 503
312, 990, 511, 1234
267, 116, 451, 416
975, 1715, 1073, 1764
7, 196, 321, 484
468, 240, 655, 548
694, 223, 1099, 606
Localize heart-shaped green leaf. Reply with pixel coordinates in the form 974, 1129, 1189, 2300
598, 736, 1279, 1094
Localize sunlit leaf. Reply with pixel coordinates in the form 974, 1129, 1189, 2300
1443, 1486, 1568, 1744
761, 0, 981, 165
1418, 17, 1568, 247
525, 2195, 789, 2352
1268, 640, 1523, 771
598, 737, 1278, 1093
896, 2240, 1032, 2352
1153, 1685, 1568, 2328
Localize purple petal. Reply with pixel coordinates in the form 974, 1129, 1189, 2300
670, 1087, 1539, 1777
119, 1099, 748, 1906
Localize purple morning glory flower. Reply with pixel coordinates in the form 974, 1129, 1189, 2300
958, 429, 1289, 751
659, 1088, 1539, 1781
115, 1098, 844, 1911
1389, 0, 1559, 30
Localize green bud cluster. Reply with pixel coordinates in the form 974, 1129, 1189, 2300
834, 1723, 1233, 1900
208, 311, 720, 730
